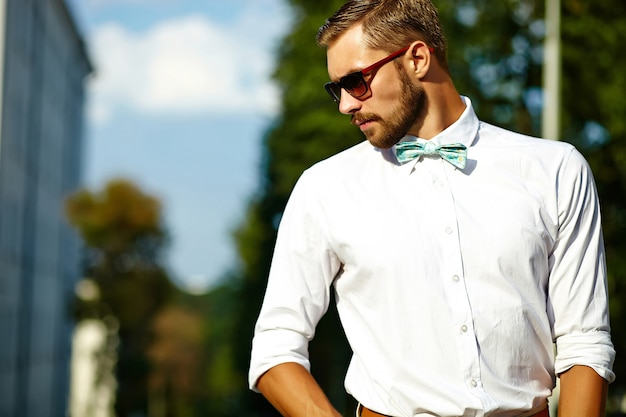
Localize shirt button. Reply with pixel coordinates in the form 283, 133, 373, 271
461, 325, 468, 332
445, 227, 453, 234
470, 380, 478, 388
452, 275, 460, 282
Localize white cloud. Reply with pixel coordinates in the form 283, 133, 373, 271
86, 8, 290, 125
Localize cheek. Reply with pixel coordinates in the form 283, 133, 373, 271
370, 71, 405, 109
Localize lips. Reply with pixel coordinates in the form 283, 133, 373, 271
358, 121, 374, 131
352, 115, 376, 130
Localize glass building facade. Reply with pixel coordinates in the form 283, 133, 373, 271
0, 0, 91, 416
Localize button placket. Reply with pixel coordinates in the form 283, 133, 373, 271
413, 158, 484, 398
432, 162, 484, 398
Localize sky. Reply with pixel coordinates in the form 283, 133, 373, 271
65, 0, 293, 293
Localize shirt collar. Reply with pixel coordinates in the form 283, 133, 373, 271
395, 96, 479, 149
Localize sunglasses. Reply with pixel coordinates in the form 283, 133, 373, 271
324, 46, 411, 104
324, 45, 435, 104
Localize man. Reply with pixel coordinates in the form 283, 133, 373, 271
248, 1, 615, 416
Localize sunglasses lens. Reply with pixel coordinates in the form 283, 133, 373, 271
342, 74, 365, 95
324, 73, 368, 103
352, 82, 368, 97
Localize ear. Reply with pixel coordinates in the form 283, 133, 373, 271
408, 41, 431, 79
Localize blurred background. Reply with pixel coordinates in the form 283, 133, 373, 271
0, 0, 624, 416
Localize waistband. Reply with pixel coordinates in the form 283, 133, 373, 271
357, 403, 550, 417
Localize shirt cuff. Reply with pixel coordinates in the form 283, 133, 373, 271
248, 328, 312, 392
555, 331, 616, 383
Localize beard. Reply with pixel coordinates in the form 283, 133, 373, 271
354, 68, 426, 149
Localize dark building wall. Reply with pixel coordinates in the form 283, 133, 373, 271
0, 0, 91, 416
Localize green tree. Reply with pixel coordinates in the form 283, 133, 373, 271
166, 283, 245, 417
66, 179, 175, 417
148, 304, 207, 417
559, 0, 626, 407
232, 0, 359, 414
232, 0, 626, 415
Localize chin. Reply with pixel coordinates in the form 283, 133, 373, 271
366, 137, 387, 149
369, 135, 402, 150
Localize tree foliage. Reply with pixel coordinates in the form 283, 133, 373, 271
559, 0, 626, 404
230, 0, 626, 415
66, 179, 175, 417
164, 284, 245, 417
231, 0, 360, 414
148, 306, 206, 417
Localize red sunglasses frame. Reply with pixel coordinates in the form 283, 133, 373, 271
324, 45, 435, 103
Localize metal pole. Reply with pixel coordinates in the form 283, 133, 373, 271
0, 0, 7, 155
542, 0, 561, 140
545, 0, 562, 408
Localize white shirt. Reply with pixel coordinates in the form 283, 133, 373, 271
249, 98, 615, 417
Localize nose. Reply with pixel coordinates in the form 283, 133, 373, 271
338, 89, 362, 114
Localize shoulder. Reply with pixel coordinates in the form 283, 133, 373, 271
473, 122, 596, 191
290, 140, 395, 205
303, 140, 390, 179
475, 122, 585, 166
478, 122, 574, 152
314, 140, 381, 167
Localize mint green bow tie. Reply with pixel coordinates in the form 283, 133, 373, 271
395, 141, 467, 169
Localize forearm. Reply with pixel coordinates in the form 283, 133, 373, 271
558, 365, 608, 417
257, 362, 343, 417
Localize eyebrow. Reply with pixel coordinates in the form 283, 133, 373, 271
330, 68, 361, 83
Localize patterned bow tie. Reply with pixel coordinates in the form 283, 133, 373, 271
395, 141, 467, 169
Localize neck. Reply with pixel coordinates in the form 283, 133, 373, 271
409, 78, 466, 140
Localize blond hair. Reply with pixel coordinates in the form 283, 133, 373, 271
317, 0, 448, 71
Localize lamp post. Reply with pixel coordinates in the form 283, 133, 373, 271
542, 0, 561, 141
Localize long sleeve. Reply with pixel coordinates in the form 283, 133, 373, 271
547, 148, 615, 382
249, 170, 342, 391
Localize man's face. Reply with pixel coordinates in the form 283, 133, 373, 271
326, 25, 425, 149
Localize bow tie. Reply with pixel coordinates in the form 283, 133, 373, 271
395, 141, 467, 169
